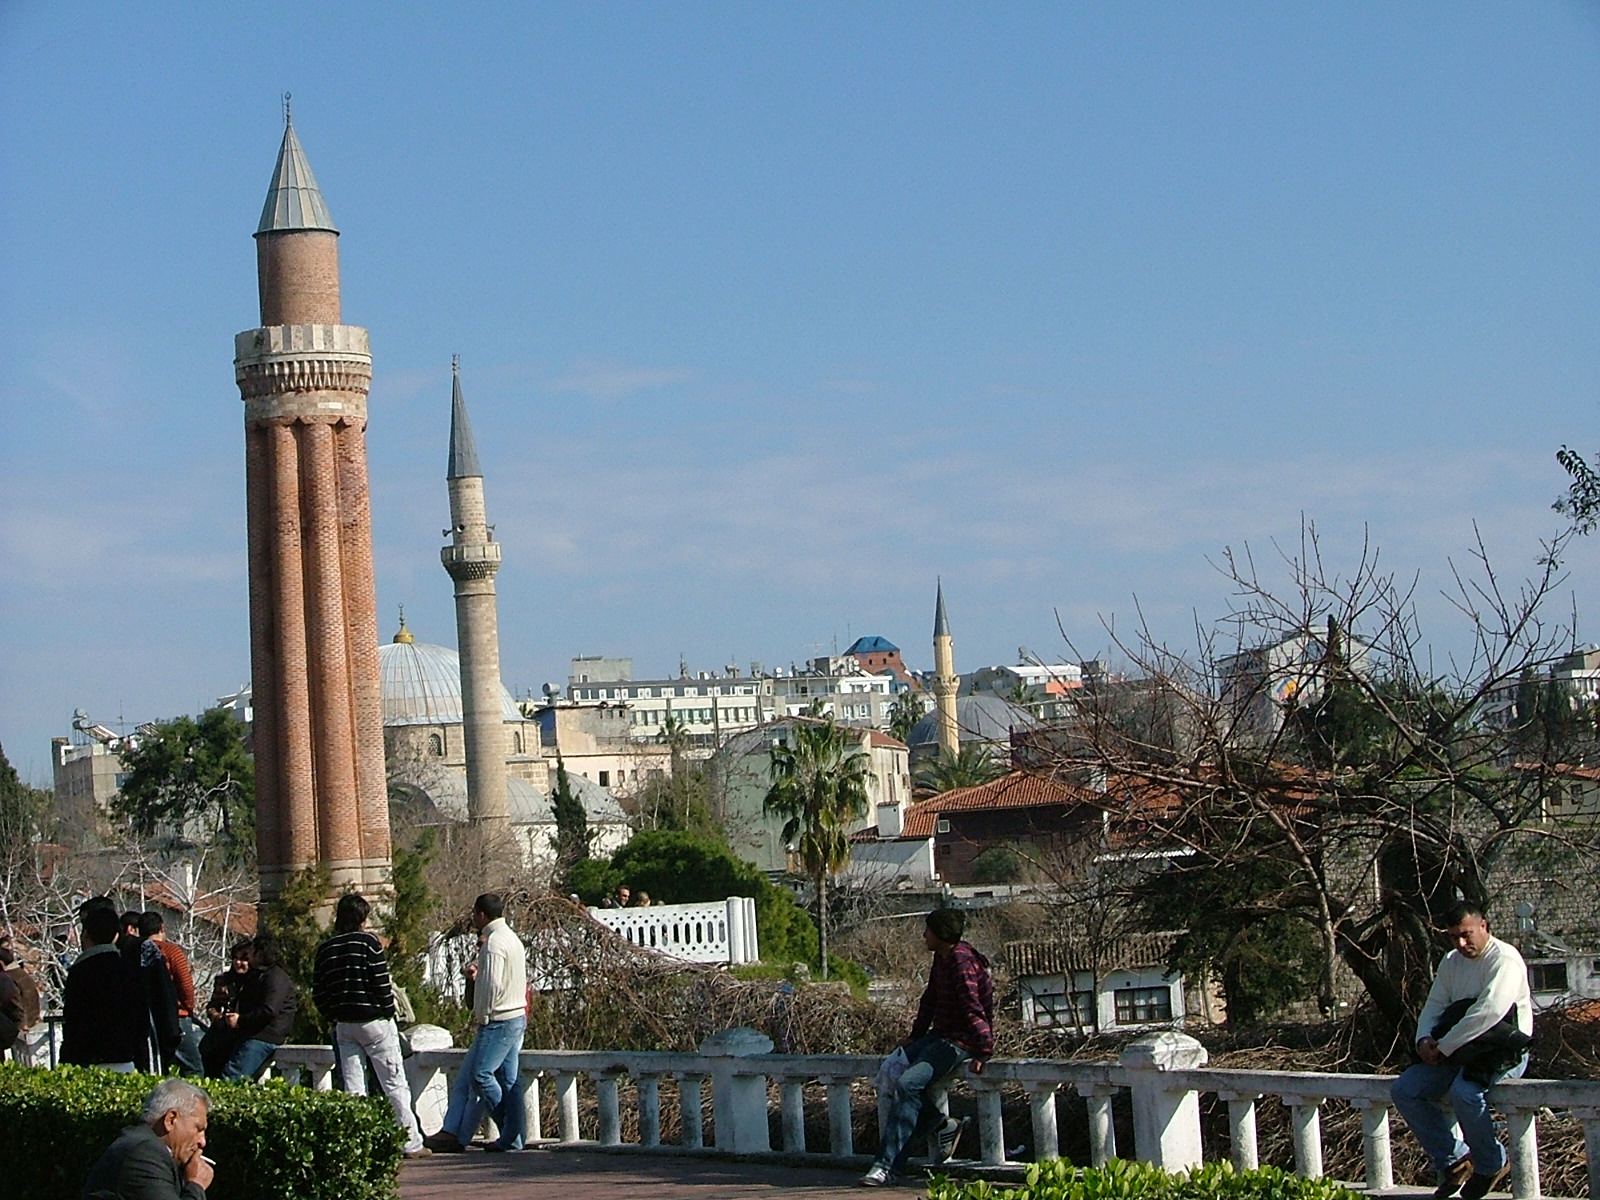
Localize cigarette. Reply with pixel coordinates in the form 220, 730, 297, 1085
201, 1156, 216, 1166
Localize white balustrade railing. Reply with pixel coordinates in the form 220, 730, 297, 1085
587, 897, 759, 965
269, 1031, 1600, 1200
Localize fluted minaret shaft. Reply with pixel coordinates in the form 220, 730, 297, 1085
933, 581, 960, 758
441, 362, 508, 829
236, 115, 392, 902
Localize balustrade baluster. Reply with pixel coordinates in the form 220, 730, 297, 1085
310, 1063, 333, 1092
555, 1071, 580, 1143
1349, 1099, 1391, 1191
636, 1075, 661, 1148
1504, 1107, 1540, 1200
679, 1075, 705, 1149
1280, 1095, 1324, 1179
1218, 1091, 1261, 1172
1026, 1084, 1060, 1162
1580, 1110, 1600, 1200
780, 1078, 807, 1153
824, 1077, 854, 1157
523, 1071, 543, 1142
596, 1071, 623, 1146
1076, 1084, 1117, 1167
976, 1086, 1005, 1165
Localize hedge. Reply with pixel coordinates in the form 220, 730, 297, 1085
928, 1160, 1365, 1200
0, 1063, 404, 1200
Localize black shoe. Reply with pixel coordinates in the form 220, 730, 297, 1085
423, 1132, 465, 1153
934, 1116, 969, 1164
1460, 1167, 1509, 1200
1434, 1157, 1473, 1199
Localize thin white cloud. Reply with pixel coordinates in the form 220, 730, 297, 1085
546, 360, 693, 402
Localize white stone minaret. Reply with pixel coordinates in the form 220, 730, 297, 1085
441, 359, 508, 830
932, 580, 960, 758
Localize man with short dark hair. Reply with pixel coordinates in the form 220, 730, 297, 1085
1392, 902, 1533, 1200
860, 907, 993, 1187
81, 1077, 214, 1199
120, 909, 180, 1073
142, 912, 201, 1075
423, 893, 528, 1153
313, 893, 429, 1158
62, 900, 146, 1071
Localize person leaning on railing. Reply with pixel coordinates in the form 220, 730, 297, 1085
860, 907, 994, 1187
1391, 902, 1533, 1200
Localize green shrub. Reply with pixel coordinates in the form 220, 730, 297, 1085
928, 1160, 1363, 1200
0, 1063, 404, 1200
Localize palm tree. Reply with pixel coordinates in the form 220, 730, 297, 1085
913, 742, 1003, 796
763, 716, 870, 979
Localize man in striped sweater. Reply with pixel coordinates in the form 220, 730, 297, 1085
312, 894, 429, 1158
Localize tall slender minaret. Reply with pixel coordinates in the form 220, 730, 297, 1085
932, 580, 960, 758
441, 359, 509, 830
235, 107, 392, 902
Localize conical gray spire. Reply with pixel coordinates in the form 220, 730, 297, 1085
447, 357, 482, 479
934, 579, 951, 638
256, 116, 338, 236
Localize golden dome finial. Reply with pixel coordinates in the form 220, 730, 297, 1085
393, 606, 414, 644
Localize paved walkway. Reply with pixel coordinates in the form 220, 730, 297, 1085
399, 1148, 893, 1200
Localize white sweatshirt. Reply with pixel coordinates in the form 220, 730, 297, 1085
473, 918, 528, 1025
1415, 935, 1532, 1058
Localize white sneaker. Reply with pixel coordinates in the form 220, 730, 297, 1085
859, 1164, 892, 1187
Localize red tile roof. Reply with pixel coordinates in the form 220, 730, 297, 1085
929, 771, 1102, 814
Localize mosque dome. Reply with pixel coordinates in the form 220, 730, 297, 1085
907, 694, 1037, 751
378, 634, 522, 726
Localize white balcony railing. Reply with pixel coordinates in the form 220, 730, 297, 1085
271, 1030, 1600, 1199
587, 897, 759, 965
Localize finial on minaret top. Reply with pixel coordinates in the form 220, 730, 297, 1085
447, 358, 483, 480
282, 91, 292, 127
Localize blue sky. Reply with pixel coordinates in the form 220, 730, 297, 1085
2, 4, 1598, 784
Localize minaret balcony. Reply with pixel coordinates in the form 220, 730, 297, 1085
442, 541, 502, 580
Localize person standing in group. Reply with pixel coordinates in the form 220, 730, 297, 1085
423, 893, 529, 1153
199, 943, 251, 1078
860, 908, 994, 1187
143, 912, 202, 1075
1391, 902, 1534, 1200
2, 937, 42, 1063
61, 899, 146, 1071
120, 909, 181, 1073
312, 893, 430, 1159
219, 936, 296, 1081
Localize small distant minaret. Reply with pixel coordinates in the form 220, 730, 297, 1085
932, 580, 960, 758
441, 359, 509, 830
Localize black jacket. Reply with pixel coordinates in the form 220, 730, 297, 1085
1431, 997, 1533, 1084
312, 930, 395, 1023
81, 1122, 205, 1200
62, 946, 146, 1067
235, 964, 296, 1044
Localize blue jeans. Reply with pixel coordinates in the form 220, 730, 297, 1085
874, 1035, 971, 1173
443, 1016, 525, 1149
1391, 1056, 1526, 1174
223, 1037, 278, 1081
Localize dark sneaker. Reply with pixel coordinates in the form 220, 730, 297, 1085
1433, 1157, 1473, 1199
934, 1116, 969, 1163
422, 1131, 464, 1153
1460, 1167, 1510, 1200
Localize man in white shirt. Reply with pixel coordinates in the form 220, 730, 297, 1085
423, 893, 529, 1153
1391, 902, 1532, 1200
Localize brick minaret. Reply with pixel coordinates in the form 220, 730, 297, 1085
442, 359, 509, 830
932, 580, 960, 758
235, 112, 392, 902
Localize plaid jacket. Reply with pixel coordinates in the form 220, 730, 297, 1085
911, 941, 994, 1058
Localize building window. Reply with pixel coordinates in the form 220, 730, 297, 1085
513, 733, 523, 754
1114, 986, 1173, 1025
936, 818, 950, 833
1034, 991, 1096, 1029
1530, 962, 1569, 992
599, 771, 610, 787
428, 734, 443, 757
